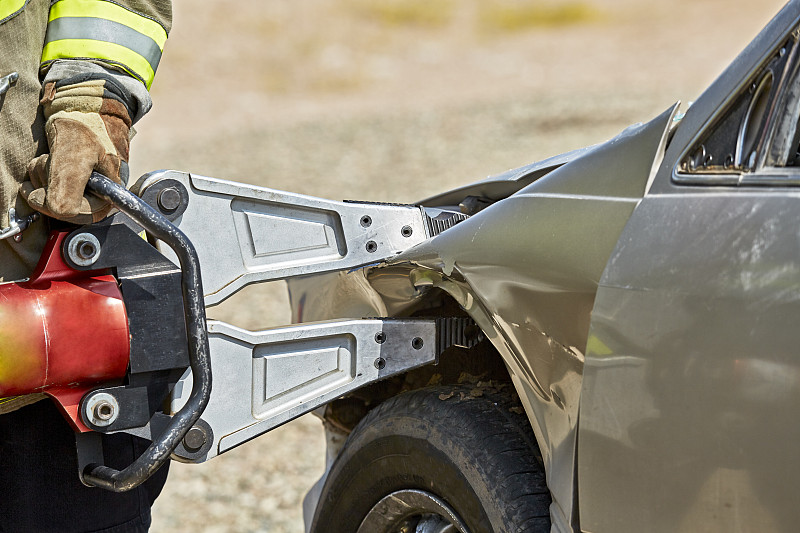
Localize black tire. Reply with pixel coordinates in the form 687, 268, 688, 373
310, 384, 551, 533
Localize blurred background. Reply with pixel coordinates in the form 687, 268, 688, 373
136, 1, 785, 531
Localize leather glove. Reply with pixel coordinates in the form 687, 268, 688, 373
22, 77, 132, 224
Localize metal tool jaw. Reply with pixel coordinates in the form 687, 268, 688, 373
66, 171, 469, 489
132, 170, 433, 306
169, 319, 437, 462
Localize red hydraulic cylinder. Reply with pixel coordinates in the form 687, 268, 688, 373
0, 233, 130, 397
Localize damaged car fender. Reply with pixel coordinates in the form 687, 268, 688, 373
385, 102, 679, 531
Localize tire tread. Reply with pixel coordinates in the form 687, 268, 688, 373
311, 384, 551, 533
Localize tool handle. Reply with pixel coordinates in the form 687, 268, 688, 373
81, 172, 212, 492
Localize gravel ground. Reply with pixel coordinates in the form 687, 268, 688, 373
136, 1, 785, 531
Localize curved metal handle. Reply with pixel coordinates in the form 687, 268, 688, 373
81, 172, 212, 492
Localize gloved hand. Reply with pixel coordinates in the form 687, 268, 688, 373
21, 77, 132, 224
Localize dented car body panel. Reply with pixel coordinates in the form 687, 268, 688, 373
293, 1, 800, 531
386, 104, 678, 530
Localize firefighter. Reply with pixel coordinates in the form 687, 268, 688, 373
0, 1, 172, 530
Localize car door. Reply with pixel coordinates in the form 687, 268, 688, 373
578, 3, 800, 532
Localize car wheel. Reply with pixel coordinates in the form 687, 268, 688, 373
310, 384, 551, 533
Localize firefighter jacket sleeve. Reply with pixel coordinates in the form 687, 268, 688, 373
20, 0, 172, 223
40, 0, 172, 91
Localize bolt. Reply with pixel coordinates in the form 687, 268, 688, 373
780, 47, 787, 57
157, 186, 182, 212
374, 357, 386, 370
366, 240, 377, 253
412, 337, 424, 350
183, 427, 207, 452
84, 392, 119, 427
93, 401, 115, 422
13, 234, 22, 243
79, 241, 96, 259
360, 215, 372, 228
375, 331, 386, 344
401, 225, 413, 238
68, 233, 101, 266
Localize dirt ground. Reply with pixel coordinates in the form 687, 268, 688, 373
139, 1, 786, 531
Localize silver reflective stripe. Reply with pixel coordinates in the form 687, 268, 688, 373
44, 16, 162, 72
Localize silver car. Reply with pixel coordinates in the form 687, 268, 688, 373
294, 2, 800, 531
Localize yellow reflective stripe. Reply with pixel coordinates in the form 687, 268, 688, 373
46, 17, 163, 72
48, 0, 167, 48
42, 39, 156, 88
0, 0, 27, 23
43, 0, 167, 89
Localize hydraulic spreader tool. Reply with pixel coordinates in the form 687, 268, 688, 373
0, 171, 472, 491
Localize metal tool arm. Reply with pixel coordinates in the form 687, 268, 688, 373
133, 170, 435, 306
169, 318, 439, 462
131, 171, 471, 463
